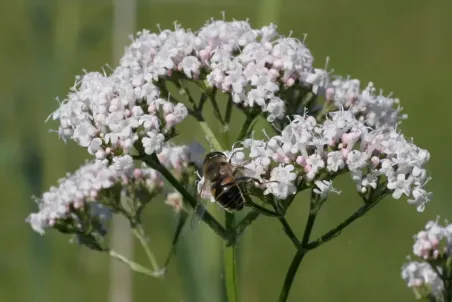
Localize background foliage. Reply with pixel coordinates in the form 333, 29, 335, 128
1, 0, 451, 301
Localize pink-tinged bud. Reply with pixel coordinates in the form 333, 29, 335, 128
124, 109, 132, 118
328, 139, 336, 147
296, 156, 306, 166
167, 69, 173, 77
49, 219, 56, 226
341, 133, 350, 147
165, 113, 177, 126
105, 147, 111, 154
148, 103, 157, 114
341, 148, 349, 158
412, 279, 423, 287
133, 168, 143, 179
370, 156, 380, 167
193, 73, 199, 80
199, 49, 210, 61
286, 78, 295, 87
346, 93, 358, 106
325, 87, 335, 102
283, 157, 292, 164
304, 164, 312, 173
122, 176, 129, 185
272, 153, 284, 163
269, 68, 280, 78
431, 238, 440, 249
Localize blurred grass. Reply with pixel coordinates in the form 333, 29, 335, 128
1, 0, 451, 301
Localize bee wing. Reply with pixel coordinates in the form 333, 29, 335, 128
191, 177, 212, 230
190, 202, 207, 230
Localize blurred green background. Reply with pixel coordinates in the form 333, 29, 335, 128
1, 0, 452, 301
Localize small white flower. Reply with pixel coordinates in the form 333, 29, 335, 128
313, 180, 341, 199
387, 174, 413, 199
112, 155, 134, 172
306, 153, 325, 174
346, 150, 369, 171
326, 151, 344, 172
142, 132, 165, 155
264, 164, 297, 199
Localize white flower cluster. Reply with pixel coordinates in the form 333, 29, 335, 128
27, 160, 163, 235
401, 261, 443, 299
50, 67, 188, 159
202, 109, 430, 209
50, 18, 408, 163
412, 219, 452, 259
157, 144, 190, 172
307, 70, 408, 128
401, 219, 452, 300
121, 20, 313, 122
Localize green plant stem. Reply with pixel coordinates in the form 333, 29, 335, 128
278, 216, 301, 249
278, 197, 318, 302
132, 225, 162, 275
142, 153, 229, 241
236, 114, 257, 142
224, 212, 239, 302
108, 249, 161, 277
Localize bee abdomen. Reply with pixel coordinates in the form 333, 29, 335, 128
214, 184, 244, 211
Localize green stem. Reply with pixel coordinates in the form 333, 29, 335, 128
108, 249, 161, 277
143, 153, 229, 241
132, 225, 162, 275
224, 212, 239, 302
236, 114, 257, 142
278, 250, 307, 302
278, 195, 318, 302
277, 216, 301, 249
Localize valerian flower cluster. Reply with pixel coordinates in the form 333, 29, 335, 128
402, 219, 452, 301
199, 110, 430, 211
27, 17, 437, 300
27, 144, 193, 239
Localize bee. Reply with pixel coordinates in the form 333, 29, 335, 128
200, 151, 259, 212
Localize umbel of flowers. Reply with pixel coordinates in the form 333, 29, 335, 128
27, 17, 434, 302
402, 219, 452, 301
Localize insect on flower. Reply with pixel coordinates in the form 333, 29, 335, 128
191, 150, 272, 228
200, 151, 262, 212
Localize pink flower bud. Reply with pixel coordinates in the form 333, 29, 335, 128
296, 156, 306, 166
325, 87, 335, 101
133, 168, 143, 179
